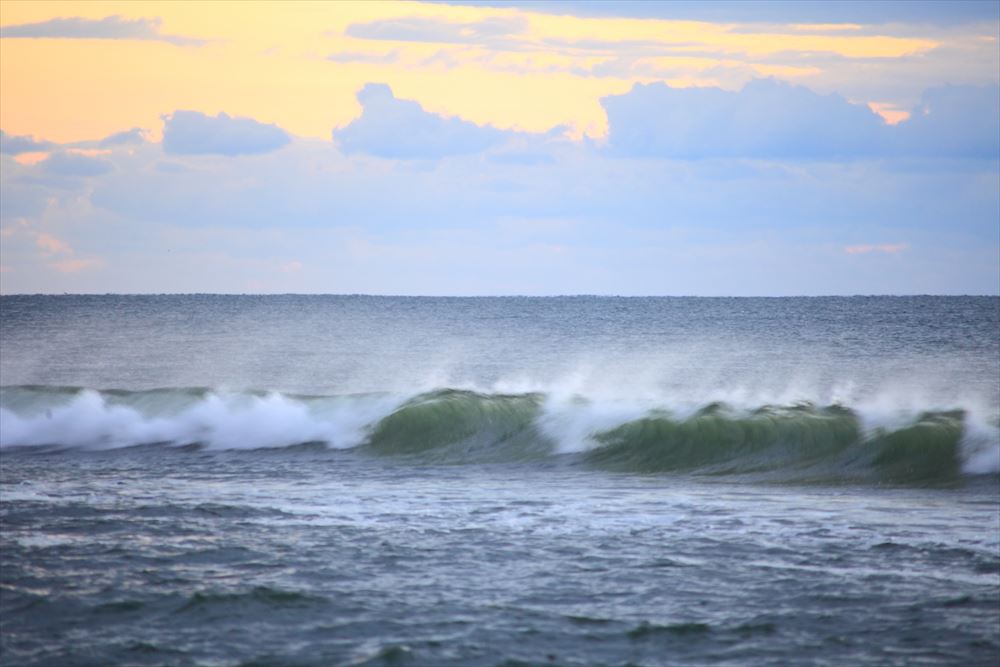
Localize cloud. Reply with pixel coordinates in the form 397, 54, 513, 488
488, 151, 556, 165
33, 232, 102, 272
49, 258, 103, 273
36, 233, 72, 255
98, 128, 146, 148
844, 242, 909, 254
162, 111, 292, 156
40, 151, 113, 177
346, 15, 527, 45
0, 130, 54, 155
333, 84, 508, 159
896, 85, 1000, 159
3, 89, 996, 295
602, 78, 886, 159
0, 15, 204, 46
433, 1, 1000, 26
602, 78, 1000, 160
327, 50, 399, 64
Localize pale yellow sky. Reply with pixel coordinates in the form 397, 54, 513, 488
0, 0, 984, 143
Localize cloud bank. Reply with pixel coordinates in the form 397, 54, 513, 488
1, 77, 997, 295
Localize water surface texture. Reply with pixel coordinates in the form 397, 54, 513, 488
2, 295, 998, 666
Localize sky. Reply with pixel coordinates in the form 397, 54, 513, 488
0, 0, 997, 295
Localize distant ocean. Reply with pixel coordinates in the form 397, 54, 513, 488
2, 295, 998, 666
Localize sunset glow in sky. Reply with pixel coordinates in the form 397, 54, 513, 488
1, 1, 998, 294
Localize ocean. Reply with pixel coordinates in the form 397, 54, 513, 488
1, 294, 998, 666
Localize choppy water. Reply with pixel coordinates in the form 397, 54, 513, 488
1, 295, 998, 666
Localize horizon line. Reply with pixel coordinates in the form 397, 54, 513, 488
1, 292, 997, 298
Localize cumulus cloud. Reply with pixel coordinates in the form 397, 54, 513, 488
0, 130, 54, 155
98, 128, 146, 148
333, 83, 508, 158
602, 78, 886, 159
0, 15, 204, 46
40, 151, 113, 177
602, 78, 1000, 160
346, 15, 527, 45
162, 111, 291, 156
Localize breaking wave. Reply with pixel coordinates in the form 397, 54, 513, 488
2, 385, 997, 483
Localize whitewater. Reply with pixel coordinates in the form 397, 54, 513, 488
1, 295, 998, 666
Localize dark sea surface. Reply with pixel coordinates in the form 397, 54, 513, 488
1, 295, 998, 666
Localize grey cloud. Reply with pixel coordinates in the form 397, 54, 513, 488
488, 152, 556, 165
333, 83, 508, 159
0, 15, 205, 46
162, 111, 291, 157
602, 78, 886, 159
98, 128, 146, 148
602, 79, 1000, 160
41, 152, 114, 177
431, 1, 999, 26
38, 138, 1000, 295
0, 130, 54, 155
895, 85, 1000, 159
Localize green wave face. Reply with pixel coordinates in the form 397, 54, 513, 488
585, 405, 966, 484
867, 411, 965, 483
0, 386, 991, 484
586, 404, 863, 474
363, 389, 549, 462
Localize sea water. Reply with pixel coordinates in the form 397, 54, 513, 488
1, 295, 998, 666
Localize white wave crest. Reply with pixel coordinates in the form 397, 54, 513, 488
0, 390, 403, 450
